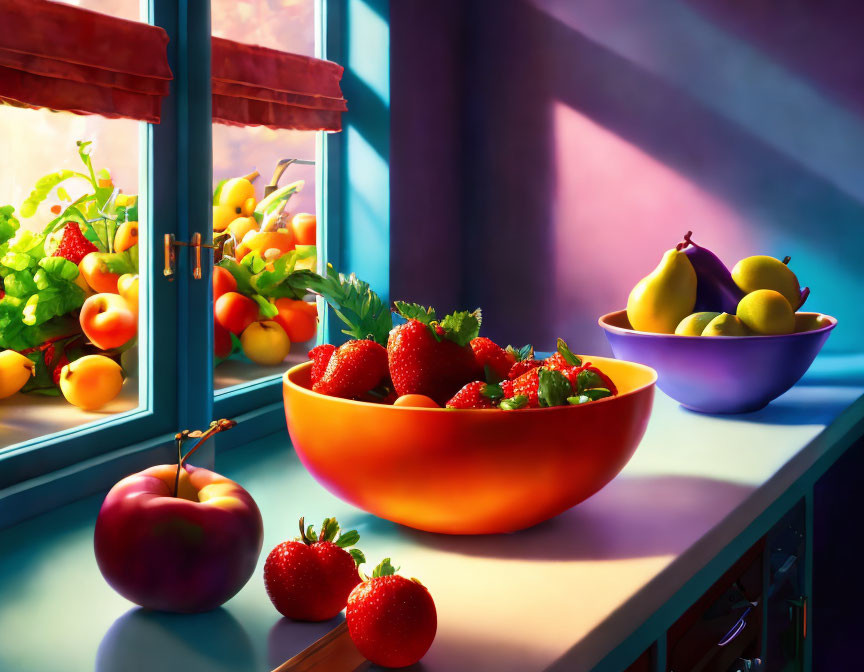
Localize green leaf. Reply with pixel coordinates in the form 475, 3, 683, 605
0, 205, 20, 244
20, 169, 82, 218
305, 525, 318, 542
538, 368, 572, 408
97, 252, 136, 275
439, 309, 482, 347
481, 383, 504, 400
251, 295, 278, 319
242, 251, 267, 275
371, 558, 399, 578
484, 364, 503, 385
1, 252, 33, 272
583, 388, 612, 401
577, 368, 604, 392
217, 258, 255, 294
250, 251, 297, 295
556, 338, 581, 367
393, 301, 436, 325
506, 344, 533, 362
38, 257, 79, 281
22, 284, 85, 327
319, 517, 340, 543
335, 529, 360, 548
500, 395, 529, 410
567, 395, 590, 405
349, 548, 366, 566
3, 271, 37, 298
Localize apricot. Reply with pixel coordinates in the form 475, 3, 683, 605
80, 293, 138, 350
393, 394, 439, 408
212, 266, 237, 300
79, 252, 120, 294
0, 350, 35, 399
59, 355, 123, 410
273, 298, 318, 343
226, 216, 258, 244
236, 229, 294, 261
74, 272, 95, 297
114, 221, 139, 252
117, 274, 139, 314
240, 321, 291, 366
213, 204, 237, 232
215, 292, 260, 335
291, 213, 316, 245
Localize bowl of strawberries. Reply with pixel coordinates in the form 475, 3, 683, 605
283, 275, 657, 535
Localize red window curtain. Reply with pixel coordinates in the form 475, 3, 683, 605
212, 37, 346, 132
0, 0, 172, 123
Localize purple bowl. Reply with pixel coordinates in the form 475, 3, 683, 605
599, 310, 837, 414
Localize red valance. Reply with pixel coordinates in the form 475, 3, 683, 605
0, 0, 172, 123
212, 37, 346, 132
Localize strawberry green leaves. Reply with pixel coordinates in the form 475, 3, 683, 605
500, 394, 529, 410
439, 309, 482, 347
538, 368, 572, 408
394, 302, 436, 325
371, 558, 399, 578
568, 389, 612, 405
307, 266, 393, 345
506, 343, 533, 362
556, 338, 581, 367
576, 368, 605, 393
480, 383, 504, 400
297, 516, 367, 567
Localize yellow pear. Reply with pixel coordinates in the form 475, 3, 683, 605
737, 289, 794, 335
675, 312, 720, 336
731, 255, 800, 308
627, 249, 697, 333
0, 350, 35, 399
218, 178, 256, 209
701, 313, 751, 336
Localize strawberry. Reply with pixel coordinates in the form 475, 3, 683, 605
312, 339, 388, 399
264, 517, 366, 622
53, 222, 97, 265
470, 337, 515, 382
347, 559, 437, 668
387, 304, 482, 405
445, 381, 503, 409
308, 343, 336, 386
508, 358, 541, 380
545, 338, 582, 373
506, 367, 541, 407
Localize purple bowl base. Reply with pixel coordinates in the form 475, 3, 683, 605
679, 400, 770, 415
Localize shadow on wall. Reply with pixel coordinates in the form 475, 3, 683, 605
391, 0, 864, 354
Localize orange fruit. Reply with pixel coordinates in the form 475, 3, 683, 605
236, 229, 295, 261
291, 213, 316, 246
273, 298, 318, 343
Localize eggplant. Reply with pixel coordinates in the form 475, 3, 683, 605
677, 231, 744, 313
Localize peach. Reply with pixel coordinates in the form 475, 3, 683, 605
114, 221, 139, 252
393, 394, 440, 408
117, 274, 139, 314
291, 213, 316, 245
79, 252, 120, 294
0, 350, 35, 399
227, 216, 258, 244
213, 266, 237, 300
240, 321, 291, 366
273, 298, 318, 343
80, 293, 137, 350
215, 292, 260, 335
59, 355, 124, 410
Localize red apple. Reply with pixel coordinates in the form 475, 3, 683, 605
94, 463, 264, 613
213, 266, 237, 301
215, 292, 259, 335
80, 293, 137, 350
214, 319, 233, 359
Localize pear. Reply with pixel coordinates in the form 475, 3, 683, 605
218, 177, 256, 209
627, 249, 697, 333
737, 289, 794, 335
794, 313, 832, 333
731, 255, 801, 309
701, 313, 751, 337
675, 312, 720, 336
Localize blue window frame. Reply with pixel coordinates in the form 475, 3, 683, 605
0, 0, 390, 528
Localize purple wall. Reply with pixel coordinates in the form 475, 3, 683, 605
391, 0, 864, 354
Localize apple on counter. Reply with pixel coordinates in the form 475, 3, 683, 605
94, 420, 264, 613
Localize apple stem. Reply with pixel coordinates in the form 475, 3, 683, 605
676, 231, 694, 252
172, 419, 237, 497
782, 256, 791, 265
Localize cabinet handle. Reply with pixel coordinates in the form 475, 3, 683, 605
163, 232, 215, 280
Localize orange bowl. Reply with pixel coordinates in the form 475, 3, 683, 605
283, 356, 657, 534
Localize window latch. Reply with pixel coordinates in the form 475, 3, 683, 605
163, 233, 215, 280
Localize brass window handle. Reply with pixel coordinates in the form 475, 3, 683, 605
163, 233, 215, 280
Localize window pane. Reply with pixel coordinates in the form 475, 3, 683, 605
0, 106, 145, 448
211, 0, 319, 394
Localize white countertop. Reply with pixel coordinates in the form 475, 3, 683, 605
1, 353, 862, 672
